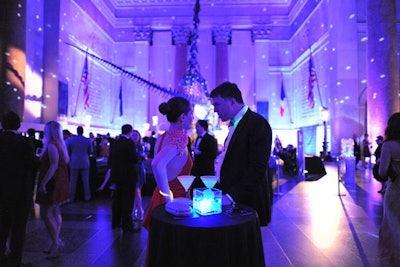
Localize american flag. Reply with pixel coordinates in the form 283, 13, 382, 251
81, 54, 90, 109
280, 80, 286, 117
308, 55, 316, 109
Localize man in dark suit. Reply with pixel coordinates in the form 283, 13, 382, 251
210, 82, 272, 226
108, 124, 139, 232
66, 126, 93, 201
148, 131, 157, 159
27, 128, 43, 154
191, 120, 218, 191
0, 112, 36, 266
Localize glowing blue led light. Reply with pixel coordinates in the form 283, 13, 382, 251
193, 188, 222, 216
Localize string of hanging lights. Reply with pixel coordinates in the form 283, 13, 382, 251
65, 42, 207, 105
178, 0, 208, 102
66, 0, 209, 107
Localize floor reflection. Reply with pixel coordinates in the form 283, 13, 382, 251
23, 162, 382, 267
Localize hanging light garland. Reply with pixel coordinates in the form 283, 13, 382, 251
178, 0, 208, 102
66, 0, 209, 106
66, 42, 207, 105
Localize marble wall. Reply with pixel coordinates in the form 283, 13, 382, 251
16, 0, 400, 156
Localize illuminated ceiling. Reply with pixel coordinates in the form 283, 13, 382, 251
78, 0, 314, 41
100, 0, 297, 27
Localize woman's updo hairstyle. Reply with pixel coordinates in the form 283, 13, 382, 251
159, 96, 191, 123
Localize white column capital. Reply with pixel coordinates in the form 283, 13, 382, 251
252, 24, 272, 41
132, 25, 152, 42
212, 25, 231, 44
172, 25, 191, 44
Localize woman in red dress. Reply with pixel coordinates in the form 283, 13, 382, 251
36, 121, 70, 259
143, 96, 194, 230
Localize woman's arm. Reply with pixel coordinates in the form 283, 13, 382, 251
151, 144, 179, 203
38, 144, 59, 194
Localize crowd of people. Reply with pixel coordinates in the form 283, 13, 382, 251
5, 81, 400, 266
0, 82, 400, 266
0, 113, 158, 265
0, 81, 274, 266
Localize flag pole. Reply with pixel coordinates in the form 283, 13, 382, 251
281, 73, 294, 124
309, 48, 327, 109
72, 78, 82, 117
72, 49, 88, 117
286, 93, 294, 124
315, 73, 327, 109
110, 79, 121, 123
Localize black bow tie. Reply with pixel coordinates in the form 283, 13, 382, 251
228, 120, 235, 127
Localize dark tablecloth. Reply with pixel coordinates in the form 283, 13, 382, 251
148, 205, 265, 267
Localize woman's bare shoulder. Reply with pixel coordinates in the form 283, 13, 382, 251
383, 140, 400, 156
383, 140, 400, 147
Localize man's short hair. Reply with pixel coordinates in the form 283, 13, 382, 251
121, 124, 133, 135
1, 111, 21, 130
77, 126, 84, 135
210, 82, 244, 104
197, 120, 208, 131
27, 128, 36, 137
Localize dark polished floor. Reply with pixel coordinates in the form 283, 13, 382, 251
22, 161, 384, 267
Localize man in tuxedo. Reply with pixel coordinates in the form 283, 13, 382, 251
210, 82, 272, 226
0, 112, 36, 267
108, 124, 139, 232
66, 126, 93, 201
191, 120, 218, 191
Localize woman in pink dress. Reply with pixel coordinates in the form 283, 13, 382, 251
143, 96, 193, 230
36, 121, 70, 259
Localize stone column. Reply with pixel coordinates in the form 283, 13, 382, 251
41, 0, 60, 122
25, 0, 44, 123
0, 0, 26, 117
252, 24, 271, 102
132, 26, 152, 131
212, 26, 231, 86
149, 31, 174, 132
172, 26, 190, 91
367, 0, 399, 137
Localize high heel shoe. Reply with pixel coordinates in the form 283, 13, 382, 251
43, 245, 51, 254
133, 209, 144, 221
58, 240, 65, 252
45, 242, 64, 259
43, 239, 64, 254
138, 209, 144, 221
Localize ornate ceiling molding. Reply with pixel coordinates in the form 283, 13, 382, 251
78, 0, 315, 42
108, 0, 292, 7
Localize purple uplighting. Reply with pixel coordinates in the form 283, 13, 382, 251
2, 0, 398, 157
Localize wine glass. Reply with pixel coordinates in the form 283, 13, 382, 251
200, 175, 218, 189
177, 175, 196, 198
